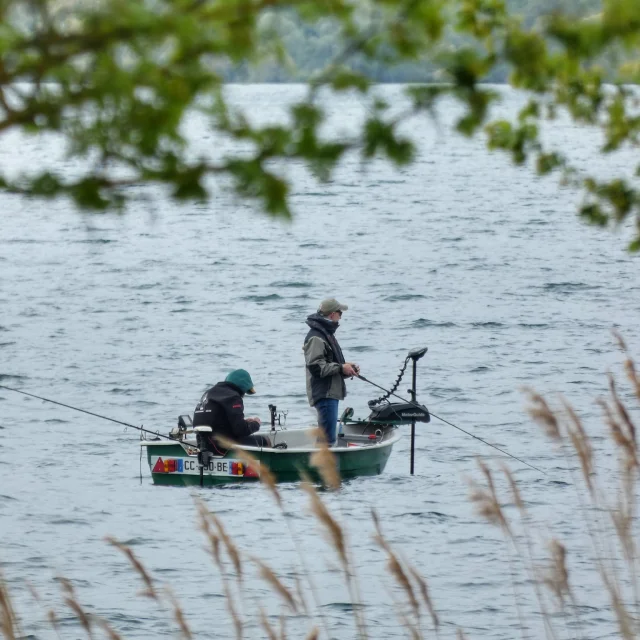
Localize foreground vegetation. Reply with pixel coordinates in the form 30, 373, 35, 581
0, 0, 639, 247
1, 335, 639, 639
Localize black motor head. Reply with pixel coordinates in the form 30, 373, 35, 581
408, 346, 428, 361
368, 402, 430, 424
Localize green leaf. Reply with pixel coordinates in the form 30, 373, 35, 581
363, 118, 414, 165
579, 203, 609, 227
28, 172, 63, 197
536, 152, 564, 175
330, 68, 370, 92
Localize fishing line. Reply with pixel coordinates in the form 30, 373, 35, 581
0, 383, 198, 449
355, 374, 546, 475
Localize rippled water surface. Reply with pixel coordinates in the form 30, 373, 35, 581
1, 85, 639, 640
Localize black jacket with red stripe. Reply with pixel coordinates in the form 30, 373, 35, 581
193, 382, 260, 450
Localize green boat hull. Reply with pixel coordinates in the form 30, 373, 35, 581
143, 428, 399, 486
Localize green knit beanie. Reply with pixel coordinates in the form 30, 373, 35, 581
225, 369, 256, 395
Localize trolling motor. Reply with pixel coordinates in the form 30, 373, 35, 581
341, 346, 430, 475
407, 347, 428, 475
368, 346, 430, 474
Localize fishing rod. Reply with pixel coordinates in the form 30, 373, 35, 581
0, 383, 198, 449
355, 374, 546, 475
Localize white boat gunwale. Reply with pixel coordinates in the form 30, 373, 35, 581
140, 426, 401, 456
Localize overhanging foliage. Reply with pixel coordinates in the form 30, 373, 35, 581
0, 0, 638, 248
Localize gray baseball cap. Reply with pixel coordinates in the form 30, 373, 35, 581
319, 298, 349, 315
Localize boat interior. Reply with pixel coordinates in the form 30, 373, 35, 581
169, 414, 399, 452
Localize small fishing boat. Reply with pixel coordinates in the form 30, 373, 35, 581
142, 402, 429, 486
142, 348, 432, 486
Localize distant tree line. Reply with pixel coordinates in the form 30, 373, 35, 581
226, 0, 603, 83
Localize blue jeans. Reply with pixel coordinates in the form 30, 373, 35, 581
315, 398, 339, 445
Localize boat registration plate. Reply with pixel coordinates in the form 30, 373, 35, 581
151, 456, 257, 477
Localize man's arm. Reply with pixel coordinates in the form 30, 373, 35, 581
304, 336, 342, 378
225, 398, 260, 440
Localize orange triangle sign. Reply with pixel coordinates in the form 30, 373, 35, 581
152, 457, 165, 473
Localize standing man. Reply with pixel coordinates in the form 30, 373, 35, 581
303, 298, 360, 446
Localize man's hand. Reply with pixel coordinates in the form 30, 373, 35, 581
248, 416, 261, 425
342, 363, 360, 377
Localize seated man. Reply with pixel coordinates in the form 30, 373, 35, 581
192, 369, 270, 453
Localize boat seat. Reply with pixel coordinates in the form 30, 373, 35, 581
242, 433, 272, 448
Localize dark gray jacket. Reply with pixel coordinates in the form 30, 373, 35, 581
303, 313, 347, 406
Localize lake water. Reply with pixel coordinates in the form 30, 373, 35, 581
0, 85, 638, 640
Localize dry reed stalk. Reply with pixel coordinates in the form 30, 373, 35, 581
456, 629, 468, 640
259, 608, 279, 640
195, 498, 222, 566
293, 572, 309, 616
544, 394, 615, 614
542, 540, 570, 606
166, 587, 193, 640
309, 428, 341, 490
524, 389, 561, 442
59, 577, 93, 639
469, 464, 534, 638
613, 330, 628, 352
96, 618, 124, 640
558, 398, 629, 640
467, 460, 512, 536
599, 397, 638, 477
199, 491, 329, 639
610, 501, 638, 609
0, 575, 18, 640
606, 370, 640, 620
209, 441, 329, 636
608, 434, 636, 548
608, 375, 638, 468
215, 435, 282, 507
25, 582, 40, 604
208, 512, 243, 581
500, 465, 525, 513
395, 600, 420, 640
195, 499, 244, 638
499, 466, 562, 640
281, 503, 330, 639
300, 474, 367, 639
560, 398, 595, 495
613, 330, 640, 400
602, 569, 634, 640
46, 609, 60, 637
524, 367, 640, 640
251, 557, 298, 613
221, 577, 243, 640
371, 510, 420, 623
300, 478, 347, 569
105, 537, 158, 600
371, 513, 426, 640
528, 388, 604, 581
624, 356, 640, 401
279, 611, 286, 640
305, 626, 320, 639
408, 567, 439, 630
